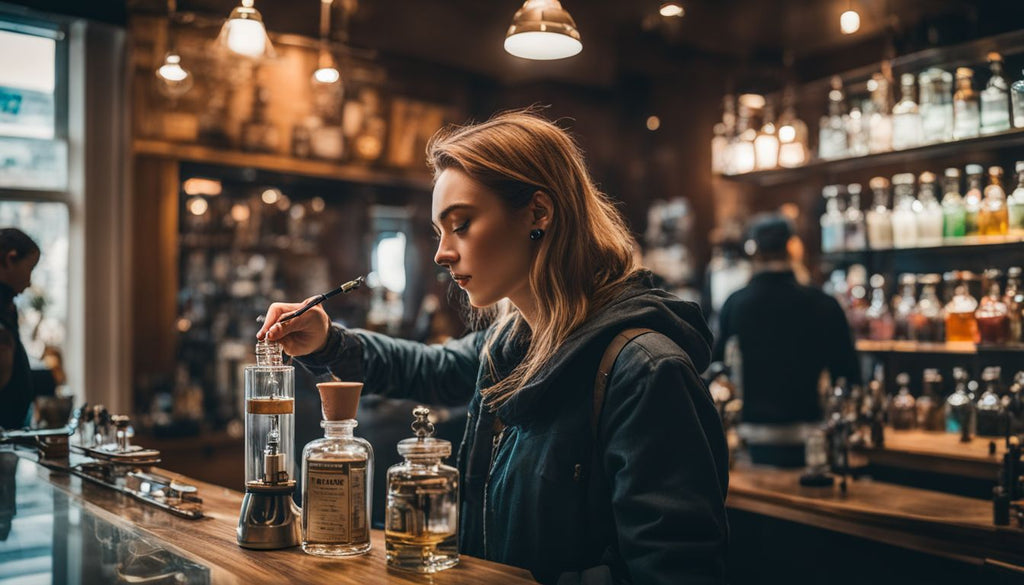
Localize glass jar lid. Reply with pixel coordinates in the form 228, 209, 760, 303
397, 407, 451, 459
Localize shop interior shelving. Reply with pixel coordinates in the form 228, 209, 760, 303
855, 340, 1024, 355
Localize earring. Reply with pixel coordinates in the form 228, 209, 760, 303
529, 228, 544, 241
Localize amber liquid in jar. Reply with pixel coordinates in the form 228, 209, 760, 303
945, 312, 979, 342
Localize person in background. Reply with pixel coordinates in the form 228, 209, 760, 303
259, 110, 729, 584
0, 228, 41, 430
713, 213, 860, 467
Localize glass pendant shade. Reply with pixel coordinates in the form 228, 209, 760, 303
504, 0, 582, 60
218, 0, 275, 59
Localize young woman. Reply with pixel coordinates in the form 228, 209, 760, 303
0, 228, 41, 430
259, 111, 728, 585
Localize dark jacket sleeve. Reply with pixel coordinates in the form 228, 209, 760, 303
822, 296, 861, 386
601, 350, 729, 585
710, 296, 733, 366
295, 323, 483, 406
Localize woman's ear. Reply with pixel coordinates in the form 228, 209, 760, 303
529, 190, 553, 231
0, 250, 15, 269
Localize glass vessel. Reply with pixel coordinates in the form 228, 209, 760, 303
919, 67, 954, 144
385, 407, 459, 573
711, 95, 736, 174
915, 171, 944, 246
889, 372, 916, 430
819, 76, 849, 160
820, 185, 845, 253
944, 367, 976, 439
301, 383, 373, 556
944, 273, 979, 342
844, 183, 867, 250
846, 106, 869, 156
980, 52, 1011, 135
1012, 68, 1024, 128
941, 167, 966, 238
866, 274, 894, 340
953, 67, 980, 140
979, 166, 1009, 236
892, 73, 923, 150
754, 101, 780, 170
975, 367, 1007, 437
892, 273, 917, 341
1007, 266, 1023, 342
777, 85, 809, 168
866, 176, 893, 249
963, 164, 984, 236
847, 267, 870, 339
1009, 161, 1024, 234
917, 369, 946, 431
867, 73, 893, 153
729, 105, 757, 174
976, 274, 1009, 344
910, 274, 945, 342
890, 173, 918, 248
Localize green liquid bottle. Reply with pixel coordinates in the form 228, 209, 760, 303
942, 167, 966, 238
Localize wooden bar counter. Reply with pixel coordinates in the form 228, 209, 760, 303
0, 452, 536, 584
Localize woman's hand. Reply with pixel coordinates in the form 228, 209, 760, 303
257, 298, 331, 357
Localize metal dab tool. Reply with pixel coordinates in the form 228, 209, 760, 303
257, 275, 365, 326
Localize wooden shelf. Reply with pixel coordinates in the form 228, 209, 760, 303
822, 235, 1024, 263
719, 127, 1024, 187
856, 429, 1005, 480
856, 340, 1024, 354
133, 139, 434, 190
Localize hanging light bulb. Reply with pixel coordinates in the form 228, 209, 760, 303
840, 5, 860, 35
504, 0, 582, 61
659, 2, 685, 18
155, 1, 193, 99
312, 0, 340, 85
218, 0, 275, 59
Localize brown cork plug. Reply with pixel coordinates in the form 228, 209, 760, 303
316, 381, 363, 421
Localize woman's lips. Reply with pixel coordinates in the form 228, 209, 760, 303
451, 273, 471, 287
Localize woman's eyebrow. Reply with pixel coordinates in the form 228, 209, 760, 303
433, 203, 475, 226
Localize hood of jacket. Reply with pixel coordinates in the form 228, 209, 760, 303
492, 271, 712, 425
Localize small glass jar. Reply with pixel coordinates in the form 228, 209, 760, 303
889, 372, 917, 430
976, 279, 1010, 344
975, 367, 1007, 437
944, 367, 976, 439
909, 274, 945, 342
385, 407, 459, 573
945, 274, 979, 342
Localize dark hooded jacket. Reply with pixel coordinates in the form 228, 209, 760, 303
298, 273, 729, 584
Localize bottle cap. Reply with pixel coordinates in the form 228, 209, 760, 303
919, 171, 936, 184
869, 176, 889, 190
892, 173, 915, 185
316, 381, 363, 420
966, 164, 984, 175
901, 72, 915, 85
847, 183, 862, 196
397, 407, 452, 459
944, 167, 960, 178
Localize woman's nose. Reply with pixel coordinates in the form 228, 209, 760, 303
434, 236, 457, 267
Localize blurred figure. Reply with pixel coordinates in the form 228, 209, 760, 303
0, 228, 41, 430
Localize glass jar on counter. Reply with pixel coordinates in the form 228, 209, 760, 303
917, 369, 946, 431
976, 272, 1009, 344
945, 272, 979, 342
909, 274, 945, 342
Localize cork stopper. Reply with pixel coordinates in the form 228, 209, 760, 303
316, 381, 363, 421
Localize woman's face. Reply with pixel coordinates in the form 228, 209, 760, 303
432, 169, 536, 310
1, 249, 39, 295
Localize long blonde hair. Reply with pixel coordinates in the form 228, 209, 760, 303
427, 109, 639, 407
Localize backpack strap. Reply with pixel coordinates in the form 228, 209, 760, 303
592, 328, 656, 440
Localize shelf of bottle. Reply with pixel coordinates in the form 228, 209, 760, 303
856, 339, 1024, 354
821, 234, 1024, 262
716, 127, 1024, 187
133, 139, 434, 190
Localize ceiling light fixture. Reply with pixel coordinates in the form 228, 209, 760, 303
659, 2, 685, 18
155, 0, 193, 98
312, 0, 340, 85
504, 0, 582, 61
218, 0, 275, 59
840, 1, 860, 35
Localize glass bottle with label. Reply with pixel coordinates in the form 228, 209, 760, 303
302, 382, 373, 557
963, 164, 985, 236
945, 273, 979, 342
844, 183, 867, 250
941, 167, 966, 238
866, 274, 895, 340
889, 372, 916, 430
890, 173, 918, 248
915, 171, 944, 246
944, 367, 976, 439
980, 52, 1011, 135
917, 369, 946, 431
892, 73, 923, 150
953, 68, 980, 140
910, 274, 945, 342
385, 407, 459, 573
918, 67, 954, 144
976, 276, 1009, 344
975, 367, 1007, 437
866, 176, 893, 249
867, 73, 893, 153
820, 185, 845, 253
1012, 69, 1024, 128
892, 273, 917, 341
979, 166, 1009, 236
754, 101, 780, 170
819, 76, 849, 160
1007, 267, 1023, 342
1009, 161, 1024, 234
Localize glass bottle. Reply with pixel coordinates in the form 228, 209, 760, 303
754, 101, 780, 170
953, 67, 980, 140
820, 185, 845, 253
944, 273, 979, 342
777, 85, 809, 168
980, 52, 1011, 135
889, 372, 917, 430
847, 266, 870, 339
1007, 266, 1023, 342
844, 183, 867, 250
846, 105, 869, 156
910, 274, 945, 342
385, 407, 459, 573
976, 276, 1009, 344
892, 73, 923, 150
866, 176, 893, 249
819, 75, 849, 160
892, 273, 917, 341
890, 173, 919, 248
915, 171, 944, 246
712, 95, 736, 174
979, 166, 1009, 236
301, 383, 373, 556
944, 367, 976, 439
867, 73, 893, 153
918, 67, 954, 144
1009, 161, 1024, 234
941, 167, 966, 238
866, 273, 895, 340
975, 367, 1007, 437
729, 105, 757, 174
1012, 68, 1024, 128
917, 369, 946, 431
963, 164, 985, 236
